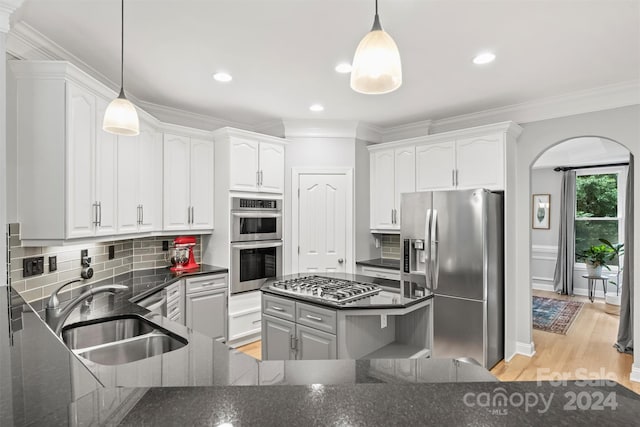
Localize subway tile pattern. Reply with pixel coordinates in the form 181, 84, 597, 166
381, 234, 401, 260
8, 223, 202, 303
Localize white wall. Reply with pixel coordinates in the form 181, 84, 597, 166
355, 139, 378, 262
513, 105, 640, 380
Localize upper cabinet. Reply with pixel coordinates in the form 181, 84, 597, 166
117, 120, 163, 234
416, 134, 504, 192
163, 132, 214, 231
368, 122, 522, 233
370, 147, 415, 231
12, 61, 127, 244
216, 128, 286, 194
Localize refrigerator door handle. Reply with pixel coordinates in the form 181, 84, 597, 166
425, 208, 432, 289
431, 209, 439, 290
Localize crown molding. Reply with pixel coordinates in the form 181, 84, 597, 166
7, 21, 251, 132
430, 80, 640, 134
282, 119, 361, 139
250, 119, 285, 138
0, 0, 22, 34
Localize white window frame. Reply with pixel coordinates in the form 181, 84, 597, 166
574, 166, 627, 272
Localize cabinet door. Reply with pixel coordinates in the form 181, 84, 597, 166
138, 125, 162, 232
415, 141, 456, 191
258, 142, 284, 193
296, 324, 336, 360
116, 134, 139, 234
456, 134, 504, 190
394, 146, 415, 222
370, 149, 395, 230
94, 98, 118, 236
229, 137, 259, 192
186, 288, 227, 341
66, 83, 96, 238
189, 138, 214, 229
262, 315, 295, 361
163, 133, 191, 230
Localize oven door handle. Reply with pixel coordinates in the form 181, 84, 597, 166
231, 212, 282, 219
231, 240, 283, 250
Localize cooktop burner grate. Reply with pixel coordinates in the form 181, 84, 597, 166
270, 276, 381, 303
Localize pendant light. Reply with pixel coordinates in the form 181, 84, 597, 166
103, 0, 139, 136
350, 0, 402, 95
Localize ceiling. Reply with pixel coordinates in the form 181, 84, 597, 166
13, 0, 640, 129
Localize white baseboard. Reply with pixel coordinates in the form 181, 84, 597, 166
631, 365, 640, 383
515, 341, 536, 358
531, 282, 555, 292
531, 283, 610, 300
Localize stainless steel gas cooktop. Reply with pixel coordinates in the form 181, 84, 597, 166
269, 276, 381, 303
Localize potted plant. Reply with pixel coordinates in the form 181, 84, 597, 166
576, 243, 617, 277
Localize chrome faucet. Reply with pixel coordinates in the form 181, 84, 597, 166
45, 280, 128, 335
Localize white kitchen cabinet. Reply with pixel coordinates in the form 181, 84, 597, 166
117, 122, 163, 234
93, 97, 118, 236
228, 290, 262, 345
163, 133, 214, 231
185, 274, 228, 341
415, 134, 505, 192
370, 146, 415, 231
455, 134, 504, 190
415, 141, 456, 191
218, 128, 286, 194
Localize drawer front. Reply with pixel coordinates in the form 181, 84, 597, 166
167, 300, 182, 318
262, 294, 295, 321
360, 266, 400, 281
229, 290, 262, 314
186, 274, 227, 294
296, 302, 337, 334
166, 282, 182, 302
228, 309, 262, 340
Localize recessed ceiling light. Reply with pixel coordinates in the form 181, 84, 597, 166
473, 52, 496, 65
213, 72, 233, 82
335, 63, 352, 74
309, 104, 324, 112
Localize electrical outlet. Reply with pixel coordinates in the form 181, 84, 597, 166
23, 256, 44, 277
81, 249, 88, 264
162, 240, 169, 251
49, 256, 57, 272
108, 245, 115, 260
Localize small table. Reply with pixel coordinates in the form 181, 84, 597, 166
582, 275, 609, 303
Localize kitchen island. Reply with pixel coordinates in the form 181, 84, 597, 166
261, 273, 433, 360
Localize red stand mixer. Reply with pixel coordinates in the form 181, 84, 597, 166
170, 236, 199, 272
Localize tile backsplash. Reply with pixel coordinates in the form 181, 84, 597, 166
8, 223, 202, 303
381, 234, 401, 260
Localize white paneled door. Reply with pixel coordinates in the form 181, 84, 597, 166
297, 173, 349, 273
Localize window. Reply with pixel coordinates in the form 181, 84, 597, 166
574, 167, 626, 266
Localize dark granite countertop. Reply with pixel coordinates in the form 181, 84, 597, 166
356, 258, 401, 271
261, 272, 432, 309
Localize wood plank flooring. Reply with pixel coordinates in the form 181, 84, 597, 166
491, 290, 639, 394
237, 290, 638, 394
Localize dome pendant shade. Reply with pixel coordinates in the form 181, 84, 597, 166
103, 88, 140, 136
350, 14, 402, 95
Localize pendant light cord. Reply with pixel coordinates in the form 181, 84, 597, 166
372, 0, 382, 31
375, 0, 378, 15
120, 0, 125, 93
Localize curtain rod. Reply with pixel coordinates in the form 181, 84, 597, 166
553, 162, 629, 172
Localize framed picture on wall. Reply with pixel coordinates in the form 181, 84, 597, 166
532, 194, 551, 229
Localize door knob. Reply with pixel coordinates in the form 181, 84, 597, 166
338, 258, 344, 264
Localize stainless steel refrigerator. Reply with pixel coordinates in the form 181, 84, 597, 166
400, 189, 504, 369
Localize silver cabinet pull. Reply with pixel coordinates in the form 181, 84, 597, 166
455, 169, 459, 187
452, 170, 455, 187
338, 258, 344, 264
93, 202, 99, 226
140, 205, 144, 225
306, 314, 323, 322
252, 319, 262, 324
290, 335, 296, 350
260, 170, 264, 186
256, 170, 260, 186
271, 306, 284, 311
391, 209, 394, 224
97, 202, 102, 226
191, 206, 195, 225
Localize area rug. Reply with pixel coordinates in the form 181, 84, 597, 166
532, 296, 584, 335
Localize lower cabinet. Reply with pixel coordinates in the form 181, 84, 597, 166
185, 274, 228, 341
262, 294, 337, 360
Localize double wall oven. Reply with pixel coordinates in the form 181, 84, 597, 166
230, 198, 282, 294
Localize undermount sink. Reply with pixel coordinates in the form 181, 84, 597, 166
61, 315, 188, 366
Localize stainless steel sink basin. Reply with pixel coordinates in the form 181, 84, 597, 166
61, 315, 188, 365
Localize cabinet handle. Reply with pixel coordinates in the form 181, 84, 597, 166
93, 202, 99, 226
260, 170, 263, 186
290, 335, 296, 350
98, 202, 102, 226
191, 206, 195, 225
271, 306, 284, 311
252, 319, 261, 324
256, 171, 260, 186
452, 170, 455, 187
455, 169, 459, 187
306, 314, 323, 322
140, 205, 144, 225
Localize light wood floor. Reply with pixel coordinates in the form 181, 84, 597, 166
491, 290, 639, 394
238, 290, 638, 394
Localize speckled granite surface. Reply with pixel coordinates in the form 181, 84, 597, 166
356, 258, 401, 271
120, 381, 640, 426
